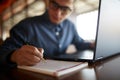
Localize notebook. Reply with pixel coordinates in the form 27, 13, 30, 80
18, 59, 88, 77
52, 0, 120, 62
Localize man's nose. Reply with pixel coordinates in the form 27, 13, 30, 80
55, 8, 62, 17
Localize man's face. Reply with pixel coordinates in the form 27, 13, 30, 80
48, 0, 74, 24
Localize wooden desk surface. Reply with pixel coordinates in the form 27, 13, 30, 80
0, 55, 120, 80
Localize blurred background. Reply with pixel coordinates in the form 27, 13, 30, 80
0, 0, 99, 44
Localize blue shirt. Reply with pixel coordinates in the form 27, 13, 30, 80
0, 11, 91, 66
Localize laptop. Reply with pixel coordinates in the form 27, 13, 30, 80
52, 0, 120, 62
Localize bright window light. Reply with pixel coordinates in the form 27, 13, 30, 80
76, 10, 98, 40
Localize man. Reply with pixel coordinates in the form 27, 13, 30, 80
0, 0, 94, 67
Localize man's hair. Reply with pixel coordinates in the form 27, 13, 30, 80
44, 0, 77, 9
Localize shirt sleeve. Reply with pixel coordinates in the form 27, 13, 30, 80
0, 21, 27, 68
71, 24, 91, 50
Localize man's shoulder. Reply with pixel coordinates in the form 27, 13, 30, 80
21, 15, 44, 23
11, 16, 41, 30
20, 11, 47, 24
64, 19, 72, 23
63, 19, 75, 27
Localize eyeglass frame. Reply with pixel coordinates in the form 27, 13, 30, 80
49, 0, 73, 15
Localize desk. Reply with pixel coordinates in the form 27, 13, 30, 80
0, 55, 120, 80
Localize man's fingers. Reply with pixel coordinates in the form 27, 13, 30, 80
22, 53, 41, 63
33, 48, 44, 59
23, 45, 43, 58
18, 58, 39, 66
38, 48, 44, 53
38, 48, 44, 57
14, 45, 44, 66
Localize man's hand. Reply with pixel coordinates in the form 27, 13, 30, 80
11, 45, 44, 66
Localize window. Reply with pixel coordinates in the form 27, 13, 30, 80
76, 10, 98, 40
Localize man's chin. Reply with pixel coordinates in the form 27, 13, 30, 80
51, 20, 63, 24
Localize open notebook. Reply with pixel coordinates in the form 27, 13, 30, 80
18, 59, 88, 77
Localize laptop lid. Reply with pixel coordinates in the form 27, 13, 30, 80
94, 0, 120, 61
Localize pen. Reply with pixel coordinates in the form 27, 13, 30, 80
40, 56, 46, 62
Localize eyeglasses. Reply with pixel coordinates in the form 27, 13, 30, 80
49, 1, 73, 15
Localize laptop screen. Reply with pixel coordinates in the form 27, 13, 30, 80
95, 0, 120, 60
